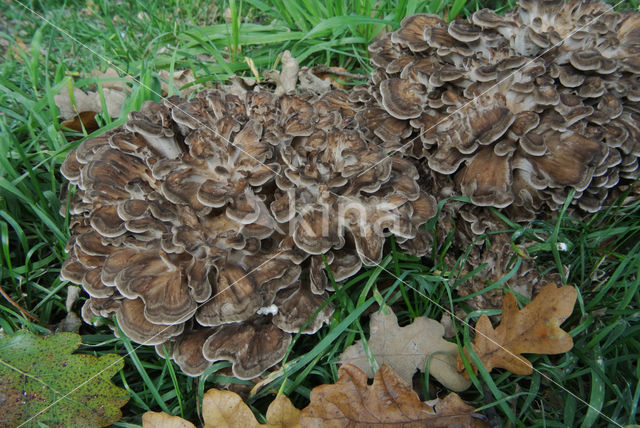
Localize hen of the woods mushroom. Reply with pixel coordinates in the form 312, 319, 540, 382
60, 0, 640, 378
352, 0, 640, 309
359, 0, 640, 217
60, 87, 436, 377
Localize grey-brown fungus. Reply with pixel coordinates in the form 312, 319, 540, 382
358, 0, 640, 216
60, 84, 437, 378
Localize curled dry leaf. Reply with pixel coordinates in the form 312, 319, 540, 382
142, 412, 196, 428
339, 306, 471, 391
301, 364, 487, 428
60, 111, 100, 135
458, 283, 577, 376
142, 389, 299, 428
202, 389, 299, 428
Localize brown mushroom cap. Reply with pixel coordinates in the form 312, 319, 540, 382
273, 282, 333, 334
61, 3, 640, 378
202, 318, 292, 380
170, 328, 217, 376
116, 298, 184, 345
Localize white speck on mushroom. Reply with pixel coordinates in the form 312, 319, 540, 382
256, 304, 278, 316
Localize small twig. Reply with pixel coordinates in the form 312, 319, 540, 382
0, 283, 40, 322
312, 65, 368, 80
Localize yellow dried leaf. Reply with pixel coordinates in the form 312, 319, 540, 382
143, 390, 299, 428
142, 411, 196, 428
264, 395, 302, 428
202, 389, 300, 428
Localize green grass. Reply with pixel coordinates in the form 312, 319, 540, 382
1, 0, 639, 427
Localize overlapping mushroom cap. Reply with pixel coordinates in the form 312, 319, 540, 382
356, 0, 640, 217
60, 87, 436, 378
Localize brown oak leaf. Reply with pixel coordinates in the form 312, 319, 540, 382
458, 283, 577, 376
339, 306, 471, 391
55, 68, 130, 125
300, 364, 488, 428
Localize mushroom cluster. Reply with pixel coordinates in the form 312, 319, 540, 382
356, 0, 640, 218
60, 0, 640, 378
60, 88, 436, 377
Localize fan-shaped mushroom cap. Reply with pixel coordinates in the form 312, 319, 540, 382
170, 328, 217, 376
357, 0, 640, 215
273, 282, 333, 334
116, 298, 185, 345
196, 253, 298, 326
202, 318, 292, 380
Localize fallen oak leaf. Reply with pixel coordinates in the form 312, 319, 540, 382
262, 393, 302, 428
300, 364, 488, 428
54, 86, 101, 120
458, 283, 577, 376
142, 389, 300, 428
0, 331, 128, 427
91, 67, 132, 92
55, 70, 128, 122
202, 389, 300, 428
55, 86, 125, 120
311, 65, 368, 88
339, 306, 471, 391
142, 412, 196, 428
